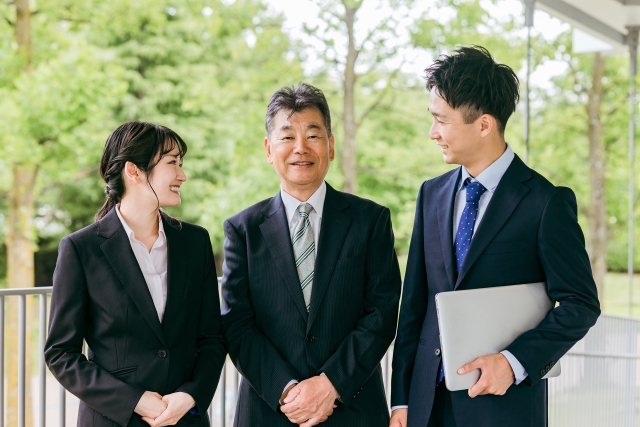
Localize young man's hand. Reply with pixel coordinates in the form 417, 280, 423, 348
389, 408, 408, 427
458, 353, 515, 398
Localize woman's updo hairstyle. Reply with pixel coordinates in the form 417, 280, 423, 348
95, 121, 187, 221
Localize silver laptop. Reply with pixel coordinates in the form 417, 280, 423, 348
435, 282, 561, 391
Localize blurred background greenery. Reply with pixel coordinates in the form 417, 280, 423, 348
0, 0, 638, 309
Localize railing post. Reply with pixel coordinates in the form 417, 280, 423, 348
232, 364, 239, 419
0, 295, 4, 427
39, 294, 47, 427
220, 361, 227, 427
18, 294, 26, 427
58, 385, 66, 427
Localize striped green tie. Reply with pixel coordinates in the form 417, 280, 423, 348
292, 203, 315, 311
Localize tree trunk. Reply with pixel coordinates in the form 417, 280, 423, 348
6, 165, 37, 427
6, 167, 37, 290
7, 1, 35, 425
15, 0, 32, 71
587, 52, 607, 300
341, 3, 359, 194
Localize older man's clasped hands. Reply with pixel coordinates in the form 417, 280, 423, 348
134, 391, 196, 427
280, 375, 339, 427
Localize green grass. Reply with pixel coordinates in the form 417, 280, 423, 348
601, 272, 640, 317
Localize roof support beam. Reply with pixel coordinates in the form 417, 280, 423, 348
537, 0, 627, 46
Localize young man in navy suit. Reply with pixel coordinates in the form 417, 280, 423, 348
390, 46, 600, 427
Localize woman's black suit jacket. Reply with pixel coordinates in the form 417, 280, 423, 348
44, 208, 226, 427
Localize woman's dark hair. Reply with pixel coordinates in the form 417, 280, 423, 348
425, 45, 520, 135
95, 121, 187, 221
265, 83, 332, 136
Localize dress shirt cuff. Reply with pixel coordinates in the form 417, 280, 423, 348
501, 350, 528, 385
391, 405, 409, 411
280, 380, 299, 405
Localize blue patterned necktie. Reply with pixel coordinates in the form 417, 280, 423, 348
438, 178, 487, 385
454, 178, 487, 274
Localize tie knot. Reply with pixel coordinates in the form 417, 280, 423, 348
464, 178, 486, 203
298, 203, 313, 217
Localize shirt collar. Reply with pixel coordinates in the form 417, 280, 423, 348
115, 204, 166, 248
281, 181, 327, 227
458, 143, 515, 193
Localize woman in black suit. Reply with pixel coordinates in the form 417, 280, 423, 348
45, 121, 226, 427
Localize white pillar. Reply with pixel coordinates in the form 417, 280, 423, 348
628, 26, 639, 316
524, 0, 535, 166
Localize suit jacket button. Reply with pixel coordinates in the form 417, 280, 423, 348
540, 370, 545, 376
158, 350, 167, 358
434, 348, 441, 356
306, 335, 315, 342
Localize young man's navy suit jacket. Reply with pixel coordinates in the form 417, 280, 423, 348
391, 155, 601, 427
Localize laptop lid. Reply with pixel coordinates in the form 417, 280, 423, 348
435, 282, 561, 391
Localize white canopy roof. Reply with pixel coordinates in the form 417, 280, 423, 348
535, 0, 639, 54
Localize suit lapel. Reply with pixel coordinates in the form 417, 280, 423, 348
307, 185, 351, 330
259, 194, 309, 321
455, 155, 532, 289
161, 213, 187, 335
97, 209, 167, 347
437, 169, 461, 290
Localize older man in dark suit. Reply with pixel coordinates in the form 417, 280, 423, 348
221, 83, 402, 427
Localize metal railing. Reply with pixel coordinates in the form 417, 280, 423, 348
0, 285, 636, 426
0, 287, 54, 427
548, 314, 640, 427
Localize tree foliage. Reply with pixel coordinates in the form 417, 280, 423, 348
0, 0, 638, 285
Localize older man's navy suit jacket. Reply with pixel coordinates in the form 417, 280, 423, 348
221, 183, 402, 427
391, 155, 600, 427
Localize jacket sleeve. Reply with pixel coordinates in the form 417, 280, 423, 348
176, 230, 227, 416
505, 186, 601, 384
318, 206, 402, 408
220, 219, 301, 412
44, 236, 145, 427
390, 184, 429, 407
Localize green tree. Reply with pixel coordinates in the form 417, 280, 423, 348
12, 0, 305, 266
531, 50, 633, 281
300, 0, 420, 195
0, 0, 125, 424
90, 0, 304, 259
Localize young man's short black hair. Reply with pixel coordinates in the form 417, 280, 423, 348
425, 45, 519, 135
265, 83, 332, 136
